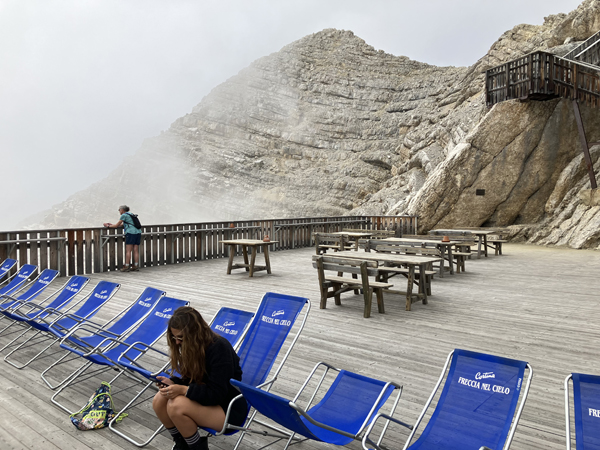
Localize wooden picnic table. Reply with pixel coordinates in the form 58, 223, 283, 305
335, 250, 442, 311
331, 231, 373, 250
382, 237, 459, 277
219, 239, 279, 277
430, 229, 495, 258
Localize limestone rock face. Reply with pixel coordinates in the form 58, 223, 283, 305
28, 1, 600, 249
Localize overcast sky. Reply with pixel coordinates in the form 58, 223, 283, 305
0, 0, 584, 230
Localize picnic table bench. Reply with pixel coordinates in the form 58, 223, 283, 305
312, 255, 393, 318
335, 251, 441, 311
313, 232, 353, 255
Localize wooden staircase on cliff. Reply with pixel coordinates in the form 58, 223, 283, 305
485, 31, 600, 188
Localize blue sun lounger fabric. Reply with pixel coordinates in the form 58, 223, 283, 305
59, 286, 166, 356
0, 269, 59, 311
231, 369, 396, 446
3, 280, 120, 370
2, 275, 89, 324
405, 349, 529, 450
0, 264, 37, 297
0, 259, 17, 282
210, 307, 255, 347
51, 296, 189, 413
569, 373, 600, 450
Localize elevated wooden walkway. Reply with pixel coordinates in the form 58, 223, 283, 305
485, 30, 600, 189
486, 32, 600, 108
0, 244, 599, 449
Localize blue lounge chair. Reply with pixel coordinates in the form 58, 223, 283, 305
230, 361, 403, 450
49, 296, 189, 414
362, 349, 533, 450
204, 292, 310, 450
0, 268, 59, 314
210, 306, 255, 348
2, 280, 120, 370
106, 306, 254, 446
0, 275, 89, 345
39, 286, 166, 389
565, 373, 600, 450
0, 258, 17, 282
0, 264, 37, 298
108, 292, 310, 448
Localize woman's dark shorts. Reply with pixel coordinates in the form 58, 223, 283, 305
125, 233, 141, 245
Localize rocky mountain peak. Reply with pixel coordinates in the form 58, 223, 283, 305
28, 2, 600, 248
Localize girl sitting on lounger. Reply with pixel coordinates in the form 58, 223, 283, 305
153, 307, 247, 450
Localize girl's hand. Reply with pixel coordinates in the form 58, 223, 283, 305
156, 376, 173, 387
159, 381, 186, 399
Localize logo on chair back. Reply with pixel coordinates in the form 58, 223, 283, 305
590, 408, 600, 418
40, 276, 52, 284
261, 309, 291, 327
475, 372, 495, 380
216, 321, 238, 336
156, 307, 173, 319
66, 282, 82, 292
96, 289, 109, 300
456, 371, 513, 395
138, 296, 154, 308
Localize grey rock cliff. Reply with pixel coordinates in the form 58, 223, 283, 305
30, 1, 600, 248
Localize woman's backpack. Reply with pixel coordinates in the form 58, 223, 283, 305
127, 213, 142, 230
70, 382, 126, 430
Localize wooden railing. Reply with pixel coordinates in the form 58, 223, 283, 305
486, 51, 600, 108
564, 30, 600, 66
0, 215, 417, 276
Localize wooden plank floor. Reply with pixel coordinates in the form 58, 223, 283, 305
1, 243, 599, 450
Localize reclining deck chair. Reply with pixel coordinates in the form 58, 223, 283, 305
2, 280, 120, 370
108, 292, 309, 448
0, 264, 37, 298
0, 275, 89, 345
204, 292, 310, 450
231, 361, 403, 450
50, 296, 189, 414
40, 286, 166, 389
0, 268, 59, 315
0, 258, 17, 283
362, 349, 533, 450
564, 373, 600, 450
106, 306, 255, 446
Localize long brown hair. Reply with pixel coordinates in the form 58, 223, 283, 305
167, 306, 216, 382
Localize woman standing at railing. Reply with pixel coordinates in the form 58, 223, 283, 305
103, 205, 142, 272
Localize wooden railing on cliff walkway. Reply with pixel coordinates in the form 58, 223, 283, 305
485, 51, 600, 108
0, 215, 417, 277
485, 30, 600, 188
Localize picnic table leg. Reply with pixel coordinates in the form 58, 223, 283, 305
375, 288, 385, 314
439, 246, 445, 278
316, 257, 328, 309
249, 246, 257, 277
405, 265, 415, 311
226, 245, 234, 274
242, 246, 250, 271
447, 246, 454, 275
483, 235, 488, 257
477, 236, 482, 259
263, 245, 272, 274
360, 262, 372, 318
419, 264, 428, 305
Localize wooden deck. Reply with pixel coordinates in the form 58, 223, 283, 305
1, 243, 599, 450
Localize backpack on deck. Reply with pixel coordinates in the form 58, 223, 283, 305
127, 212, 142, 229
70, 382, 126, 430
